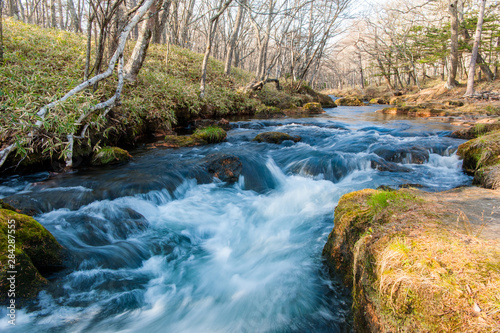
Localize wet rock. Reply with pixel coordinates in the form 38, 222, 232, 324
203, 154, 243, 183
92, 147, 132, 166
371, 160, 412, 172
373, 146, 429, 164
0, 206, 63, 305
253, 132, 301, 144
335, 97, 364, 106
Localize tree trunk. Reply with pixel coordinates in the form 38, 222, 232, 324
152, 0, 170, 43
200, 0, 233, 99
462, 25, 493, 81
465, 0, 486, 96
224, 0, 244, 75
180, 0, 195, 47
124, 1, 158, 82
49, 0, 56, 27
67, 0, 80, 32
57, 0, 64, 29
446, 0, 459, 89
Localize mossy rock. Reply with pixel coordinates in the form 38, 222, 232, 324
303, 102, 324, 114
253, 132, 301, 144
457, 131, 500, 188
0, 209, 63, 305
91, 147, 132, 166
457, 131, 500, 173
335, 97, 364, 106
369, 98, 389, 104
316, 93, 337, 107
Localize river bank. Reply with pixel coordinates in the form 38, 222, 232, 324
0, 18, 333, 175
321, 83, 500, 332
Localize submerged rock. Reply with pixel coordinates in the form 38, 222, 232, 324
253, 132, 301, 144
203, 154, 243, 183
0, 205, 63, 305
92, 147, 132, 166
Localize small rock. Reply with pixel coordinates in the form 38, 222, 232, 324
253, 132, 301, 144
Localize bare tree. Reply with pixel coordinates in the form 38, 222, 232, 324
224, 0, 245, 75
199, 0, 233, 99
465, 0, 487, 96
446, 0, 459, 89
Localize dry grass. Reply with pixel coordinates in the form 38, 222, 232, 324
325, 188, 500, 332
374, 228, 500, 332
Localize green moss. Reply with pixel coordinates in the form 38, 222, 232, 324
163, 135, 203, 147
91, 147, 132, 166
0, 209, 62, 304
192, 126, 227, 143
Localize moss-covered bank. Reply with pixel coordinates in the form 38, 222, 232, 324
323, 188, 500, 332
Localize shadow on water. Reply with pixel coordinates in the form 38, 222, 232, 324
0, 105, 471, 332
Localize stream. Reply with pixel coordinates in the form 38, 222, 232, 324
0, 104, 471, 332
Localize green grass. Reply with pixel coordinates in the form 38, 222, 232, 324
192, 126, 227, 143
367, 190, 421, 214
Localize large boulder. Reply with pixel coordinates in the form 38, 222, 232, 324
203, 154, 243, 183
253, 132, 301, 144
0, 203, 63, 305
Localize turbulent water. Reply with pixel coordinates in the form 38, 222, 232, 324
0, 104, 471, 332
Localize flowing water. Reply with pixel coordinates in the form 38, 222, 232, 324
0, 105, 471, 332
